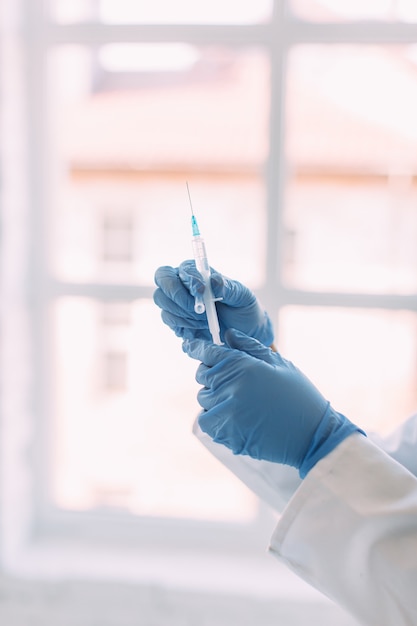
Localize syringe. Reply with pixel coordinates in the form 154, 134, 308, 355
187, 184, 222, 345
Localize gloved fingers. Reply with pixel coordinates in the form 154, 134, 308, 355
182, 337, 230, 366
196, 356, 241, 391
198, 404, 244, 452
197, 386, 219, 411
178, 260, 205, 297
153, 288, 197, 322
154, 265, 195, 313
154, 264, 179, 286
190, 261, 256, 308
183, 328, 213, 341
195, 362, 211, 387
179, 260, 225, 300
208, 270, 225, 299
219, 276, 256, 308
197, 410, 215, 437
225, 328, 285, 366
161, 309, 208, 332
177, 261, 257, 311
197, 407, 226, 439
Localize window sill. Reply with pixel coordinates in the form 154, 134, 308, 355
7, 536, 323, 603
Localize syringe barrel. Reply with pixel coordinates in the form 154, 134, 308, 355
191, 235, 222, 345
192, 236, 210, 276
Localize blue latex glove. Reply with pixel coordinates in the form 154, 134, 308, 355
183, 329, 364, 478
153, 260, 274, 346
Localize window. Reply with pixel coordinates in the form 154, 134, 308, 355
1, 0, 417, 578
291, 0, 417, 22
101, 212, 134, 264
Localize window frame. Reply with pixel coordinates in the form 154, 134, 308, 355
2, 0, 417, 576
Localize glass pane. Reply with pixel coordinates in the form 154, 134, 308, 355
51, 297, 257, 521
47, 45, 268, 288
291, 0, 417, 22
278, 307, 417, 435
50, 0, 273, 24
284, 45, 417, 293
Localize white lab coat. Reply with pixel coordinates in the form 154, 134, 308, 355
194, 413, 417, 626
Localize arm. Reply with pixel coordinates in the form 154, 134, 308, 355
183, 331, 417, 625
194, 411, 417, 516
270, 433, 417, 626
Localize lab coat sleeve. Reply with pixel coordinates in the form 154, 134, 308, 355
369, 412, 417, 477
269, 433, 417, 626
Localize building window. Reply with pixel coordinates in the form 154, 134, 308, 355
101, 212, 134, 264
1, 0, 417, 567
102, 351, 128, 390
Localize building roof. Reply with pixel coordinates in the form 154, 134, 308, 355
60, 46, 417, 174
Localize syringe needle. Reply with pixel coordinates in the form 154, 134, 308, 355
186, 181, 194, 215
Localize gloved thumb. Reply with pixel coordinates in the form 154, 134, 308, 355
224, 328, 282, 366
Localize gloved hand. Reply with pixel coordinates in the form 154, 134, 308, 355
183, 329, 364, 478
153, 260, 274, 346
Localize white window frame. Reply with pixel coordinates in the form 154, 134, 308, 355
1, 0, 417, 584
